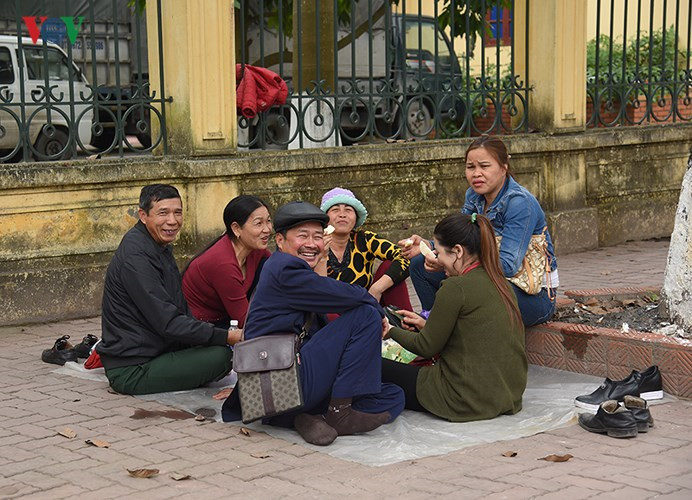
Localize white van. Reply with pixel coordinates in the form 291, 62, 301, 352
0, 35, 92, 161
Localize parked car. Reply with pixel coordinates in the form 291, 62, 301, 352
0, 35, 93, 161
90, 75, 152, 150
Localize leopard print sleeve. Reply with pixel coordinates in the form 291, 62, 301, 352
362, 230, 410, 285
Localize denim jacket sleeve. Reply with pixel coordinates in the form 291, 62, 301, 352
497, 190, 538, 277
461, 187, 477, 215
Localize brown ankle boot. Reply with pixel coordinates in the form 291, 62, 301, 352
294, 413, 338, 446
324, 397, 391, 436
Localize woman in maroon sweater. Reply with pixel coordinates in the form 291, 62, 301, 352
183, 195, 272, 328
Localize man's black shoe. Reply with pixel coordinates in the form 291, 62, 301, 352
41, 335, 78, 365
575, 365, 663, 411
575, 371, 640, 411
637, 365, 663, 402
578, 400, 639, 438
623, 395, 654, 432
73, 334, 99, 358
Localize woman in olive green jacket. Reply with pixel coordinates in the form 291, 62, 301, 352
382, 213, 527, 422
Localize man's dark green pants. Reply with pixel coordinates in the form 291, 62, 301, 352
105, 346, 233, 395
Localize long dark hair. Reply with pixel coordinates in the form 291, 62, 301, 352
434, 213, 522, 328
465, 135, 514, 179
182, 195, 270, 275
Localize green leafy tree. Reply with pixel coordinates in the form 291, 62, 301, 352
587, 26, 688, 85
437, 0, 512, 47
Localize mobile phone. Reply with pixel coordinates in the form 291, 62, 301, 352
384, 305, 419, 331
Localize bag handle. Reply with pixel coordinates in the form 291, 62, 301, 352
244, 288, 316, 343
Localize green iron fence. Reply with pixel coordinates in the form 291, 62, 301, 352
587, 0, 692, 127
0, 0, 170, 163
236, 0, 530, 150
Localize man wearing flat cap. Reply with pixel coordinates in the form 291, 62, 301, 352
223, 201, 404, 445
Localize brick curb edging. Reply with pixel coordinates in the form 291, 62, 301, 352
526, 287, 692, 398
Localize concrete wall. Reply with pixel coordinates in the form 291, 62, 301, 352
1, 124, 690, 325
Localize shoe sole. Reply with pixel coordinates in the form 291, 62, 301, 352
640, 389, 663, 401
41, 354, 77, 365
576, 389, 663, 412
636, 422, 654, 433
578, 421, 638, 438
574, 400, 600, 412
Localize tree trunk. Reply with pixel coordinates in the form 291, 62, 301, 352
660, 149, 692, 338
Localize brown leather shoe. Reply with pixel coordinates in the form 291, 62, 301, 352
294, 413, 337, 446
325, 398, 390, 436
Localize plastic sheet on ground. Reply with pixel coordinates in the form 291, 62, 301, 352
52, 364, 673, 467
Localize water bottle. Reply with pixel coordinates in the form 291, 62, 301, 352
228, 319, 240, 349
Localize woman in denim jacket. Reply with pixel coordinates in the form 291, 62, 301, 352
400, 136, 559, 326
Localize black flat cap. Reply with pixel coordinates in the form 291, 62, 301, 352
274, 201, 329, 233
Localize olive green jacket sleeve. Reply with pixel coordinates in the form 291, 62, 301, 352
390, 279, 462, 358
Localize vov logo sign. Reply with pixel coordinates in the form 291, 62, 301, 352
22, 16, 85, 45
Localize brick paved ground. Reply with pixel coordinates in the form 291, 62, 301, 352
2, 238, 690, 500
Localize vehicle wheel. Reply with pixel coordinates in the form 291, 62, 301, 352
34, 127, 70, 160
90, 127, 116, 150
0, 148, 23, 163
403, 100, 435, 140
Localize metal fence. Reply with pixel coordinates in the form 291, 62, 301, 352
0, 0, 169, 163
236, 0, 530, 150
587, 0, 692, 127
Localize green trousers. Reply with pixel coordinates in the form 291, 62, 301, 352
105, 345, 233, 395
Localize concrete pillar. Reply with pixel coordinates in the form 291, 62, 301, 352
514, 0, 587, 133
146, 0, 236, 155
661, 155, 692, 339
291, 1, 338, 148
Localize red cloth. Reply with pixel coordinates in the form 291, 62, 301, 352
375, 261, 413, 311
182, 236, 270, 328
84, 350, 103, 369
235, 64, 288, 119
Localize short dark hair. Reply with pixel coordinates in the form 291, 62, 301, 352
139, 184, 181, 214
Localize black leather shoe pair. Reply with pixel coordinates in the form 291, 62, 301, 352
41, 334, 99, 365
578, 396, 654, 438
574, 366, 663, 411
73, 334, 99, 358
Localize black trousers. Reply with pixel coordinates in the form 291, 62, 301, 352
381, 358, 427, 413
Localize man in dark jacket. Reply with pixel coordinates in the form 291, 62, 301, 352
222, 201, 404, 446
97, 184, 239, 395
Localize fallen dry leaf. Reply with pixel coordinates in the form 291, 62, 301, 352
502, 451, 518, 457
538, 454, 573, 462
58, 427, 77, 439
127, 468, 159, 478
239, 427, 251, 436
170, 473, 192, 481
212, 388, 233, 400
85, 438, 110, 448
251, 453, 271, 459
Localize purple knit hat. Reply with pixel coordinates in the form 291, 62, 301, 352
320, 187, 368, 228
